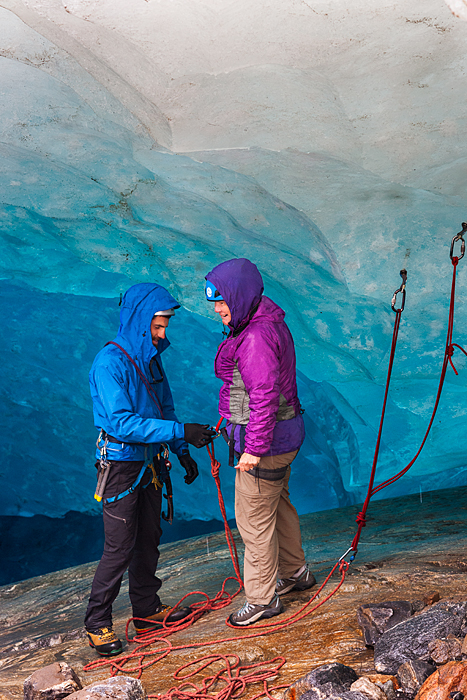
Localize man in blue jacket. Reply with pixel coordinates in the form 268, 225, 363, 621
85, 283, 215, 656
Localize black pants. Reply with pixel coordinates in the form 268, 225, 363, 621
84, 460, 163, 631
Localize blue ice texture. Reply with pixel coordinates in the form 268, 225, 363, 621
1, 22, 466, 527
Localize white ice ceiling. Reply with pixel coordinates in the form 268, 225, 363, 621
1, 0, 466, 188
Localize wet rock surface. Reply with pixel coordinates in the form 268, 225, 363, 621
2, 489, 467, 699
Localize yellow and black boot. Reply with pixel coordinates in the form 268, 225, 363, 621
86, 627, 123, 656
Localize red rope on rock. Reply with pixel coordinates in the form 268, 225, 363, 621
83, 426, 350, 697
83, 559, 349, 696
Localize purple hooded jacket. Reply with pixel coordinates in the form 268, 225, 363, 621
206, 258, 305, 457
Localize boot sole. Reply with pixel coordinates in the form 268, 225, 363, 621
88, 642, 123, 656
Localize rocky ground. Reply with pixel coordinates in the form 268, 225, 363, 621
2, 486, 467, 699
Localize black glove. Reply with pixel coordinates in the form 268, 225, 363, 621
184, 423, 217, 449
178, 452, 199, 485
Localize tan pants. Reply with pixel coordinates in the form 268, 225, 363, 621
235, 450, 305, 605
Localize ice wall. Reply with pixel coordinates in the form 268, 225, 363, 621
0, 1, 466, 522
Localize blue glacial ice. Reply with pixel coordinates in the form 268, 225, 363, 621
0, 5, 466, 527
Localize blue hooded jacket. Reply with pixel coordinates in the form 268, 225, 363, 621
90, 283, 187, 461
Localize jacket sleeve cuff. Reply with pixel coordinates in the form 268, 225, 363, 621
173, 422, 185, 440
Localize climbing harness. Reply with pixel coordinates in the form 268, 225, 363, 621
103, 464, 151, 505
95, 431, 155, 505
84, 227, 466, 698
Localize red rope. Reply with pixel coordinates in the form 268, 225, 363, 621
83, 428, 350, 697
84, 253, 464, 698
83, 559, 349, 696
351, 256, 465, 553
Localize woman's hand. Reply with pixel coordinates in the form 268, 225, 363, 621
235, 452, 261, 472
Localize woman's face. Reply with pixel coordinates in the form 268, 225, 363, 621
214, 300, 232, 325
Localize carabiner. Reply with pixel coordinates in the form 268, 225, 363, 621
338, 546, 356, 563
450, 222, 466, 261
210, 426, 222, 440
391, 269, 407, 313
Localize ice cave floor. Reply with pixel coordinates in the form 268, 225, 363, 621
2, 485, 467, 699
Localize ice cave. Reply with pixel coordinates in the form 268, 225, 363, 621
1, 0, 467, 585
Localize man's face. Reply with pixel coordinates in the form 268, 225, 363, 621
214, 300, 232, 325
150, 315, 170, 347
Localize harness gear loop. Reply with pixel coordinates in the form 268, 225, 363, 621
158, 443, 174, 524
94, 430, 111, 502
450, 222, 466, 261
147, 462, 163, 489
391, 268, 407, 313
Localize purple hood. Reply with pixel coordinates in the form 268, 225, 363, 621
207, 258, 304, 457
206, 258, 264, 330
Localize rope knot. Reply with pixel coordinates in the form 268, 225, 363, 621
447, 345, 454, 357
356, 512, 366, 527
339, 560, 350, 574
452, 256, 459, 266
210, 459, 221, 478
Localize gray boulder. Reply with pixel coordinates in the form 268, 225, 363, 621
374, 601, 467, 674
284, 662, 368, 700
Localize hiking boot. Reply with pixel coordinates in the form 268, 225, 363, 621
133, 603, 192, 631
275, 564, 316, 596
86, 627, 123, 656
228, 594, 284, 627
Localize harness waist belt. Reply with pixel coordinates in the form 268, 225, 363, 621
103, 432, 145, 446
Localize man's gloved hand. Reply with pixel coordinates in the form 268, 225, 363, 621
184, 423, 217, 449
178, 452, 199, 485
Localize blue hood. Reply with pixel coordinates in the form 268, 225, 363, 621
205, 258, 264, 329
113, 283, 180, 367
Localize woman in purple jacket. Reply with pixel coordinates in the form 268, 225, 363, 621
205, 258, 316, 626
